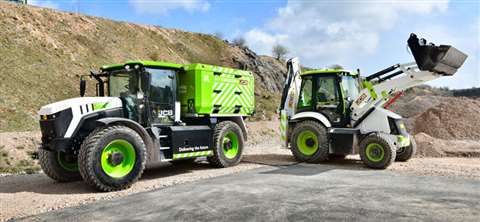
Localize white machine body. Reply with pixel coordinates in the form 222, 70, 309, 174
38, 97, 122, 138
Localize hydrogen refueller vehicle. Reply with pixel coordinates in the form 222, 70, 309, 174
38, 61, 254, 191
279, 33, 467, 169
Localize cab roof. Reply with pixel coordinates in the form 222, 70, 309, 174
301, 69, 358, 76
101, 60, 183, 71
100, 60, 252, 76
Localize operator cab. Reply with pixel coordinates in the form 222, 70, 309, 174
297, 69, 360, 127
100, 61, 183, 127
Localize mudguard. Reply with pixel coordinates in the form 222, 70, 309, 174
96, 118, 156, 163
291, 112, 332, 128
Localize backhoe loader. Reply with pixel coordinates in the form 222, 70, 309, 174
279, 33, 467, 169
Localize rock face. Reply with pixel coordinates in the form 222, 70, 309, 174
0, 2, 286, 131
230, 47, 287, 93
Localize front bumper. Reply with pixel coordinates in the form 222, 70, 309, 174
39, 108, 73, 152
41, 137, 74, 152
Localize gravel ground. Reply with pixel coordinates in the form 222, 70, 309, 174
1, 121, 479, 221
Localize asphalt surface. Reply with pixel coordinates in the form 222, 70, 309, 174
17, 163, 480, 222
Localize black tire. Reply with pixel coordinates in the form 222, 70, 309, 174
395, 135, 417, 162
359, 133, 396, 169
39, 149, 81, 182
78, 125, 147, 192
290, 120, 329, 163
208, 121, 244, 168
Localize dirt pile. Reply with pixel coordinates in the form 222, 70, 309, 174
414, 133, 480, 157
413, 98, 480, 140
390, 92, 480, 158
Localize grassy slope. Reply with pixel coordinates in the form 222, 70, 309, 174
0, 2, 283, 132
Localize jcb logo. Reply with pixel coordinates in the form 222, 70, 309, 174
355, 93, 367, 105
158, 110, 173, 117
239, 80, 248, 85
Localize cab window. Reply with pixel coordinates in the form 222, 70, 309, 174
316, 76, 339, 105
146, 68, 176, 124
297, 76, 313, 109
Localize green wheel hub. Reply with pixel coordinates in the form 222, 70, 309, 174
222, 132, 239, 159
366, 143, 385, 162
57, 152, 78, 172
101, 139, 136, 178
296, 130, 318, 156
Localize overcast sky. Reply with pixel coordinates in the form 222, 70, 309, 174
29, 0, 479, 89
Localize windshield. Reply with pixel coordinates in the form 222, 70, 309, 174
341, 75, 360, 99
108, 70, 138, 97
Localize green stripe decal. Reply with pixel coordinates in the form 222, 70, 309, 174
93, 102, 109, 111
209, 75, 254, 114
173, 150, 213, 159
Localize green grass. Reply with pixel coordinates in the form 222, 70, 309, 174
0, 4, 241, 132
0, 3, 282, 132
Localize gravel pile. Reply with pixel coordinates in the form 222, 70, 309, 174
414, 133, 480, 157
413, 98, 480, 140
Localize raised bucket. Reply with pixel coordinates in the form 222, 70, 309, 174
408, 33, 468, 76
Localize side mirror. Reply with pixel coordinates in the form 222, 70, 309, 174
80, 78, 86, 97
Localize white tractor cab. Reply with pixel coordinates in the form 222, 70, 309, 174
38, 61, 255, 191
279, 33, 467, 169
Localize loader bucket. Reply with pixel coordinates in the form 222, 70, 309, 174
408, 33, 467, 76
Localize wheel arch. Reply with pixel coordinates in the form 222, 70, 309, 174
287, 112, 331, 145
290, 112, 332, 128
215, 116, 248, 141
95, 118, 156, 163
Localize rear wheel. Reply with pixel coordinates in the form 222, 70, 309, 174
39, 149, 81, 182
79, 125, 146, 192
396, 135, 417, 162
208, 121, 244, 168
359, 133, 396, 169
290, 121, 329, 163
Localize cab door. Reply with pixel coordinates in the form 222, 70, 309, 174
313, 75, 344, 126
146, 68, 176, 125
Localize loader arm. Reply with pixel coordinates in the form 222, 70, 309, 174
350, 33, 468, 126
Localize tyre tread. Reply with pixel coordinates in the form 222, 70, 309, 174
78, 125, 146, 192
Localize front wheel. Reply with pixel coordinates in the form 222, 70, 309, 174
208, 121, 244, 168
39, 149, 81, 182
359, 133, 396, 169
78, 125, 146, 192
395, 135, 417, 162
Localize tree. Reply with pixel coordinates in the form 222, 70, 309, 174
329, 64, 344, 70
272, 44, 288, 60
232, 37, 246, 47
